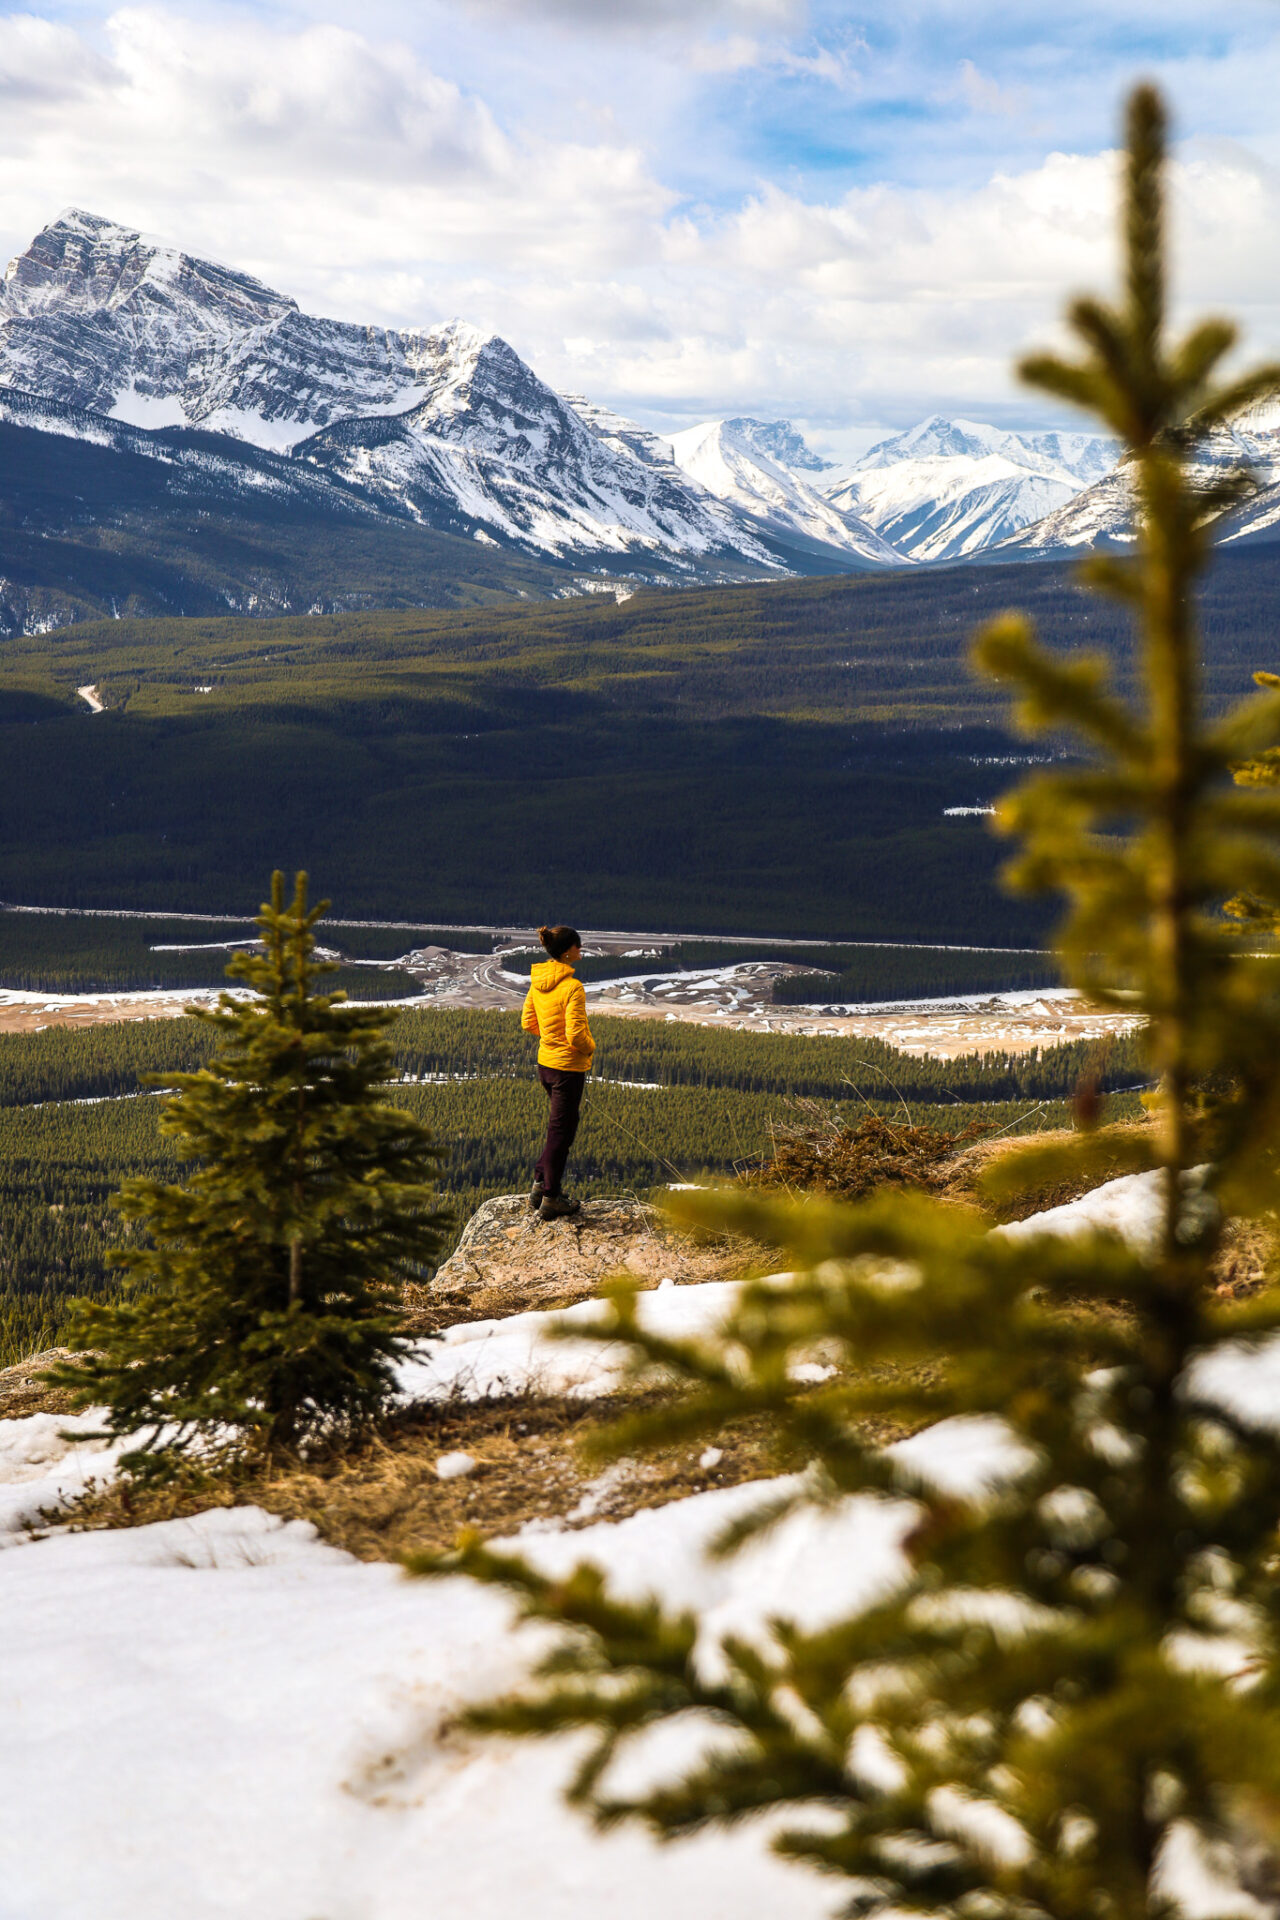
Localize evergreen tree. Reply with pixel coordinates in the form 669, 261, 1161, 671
1225, 668, 1280, 938
54, 872, 448, 1463
421, 89, 1280, 1919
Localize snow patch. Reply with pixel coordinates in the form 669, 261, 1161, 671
107, 388, 188, 430
0, 1487, 876, 1919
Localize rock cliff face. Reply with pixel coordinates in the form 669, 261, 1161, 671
299, 328, 771, 561
0, 209, 425, 445
418, 1192, 752, 1321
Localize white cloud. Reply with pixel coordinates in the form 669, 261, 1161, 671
690, 33, 858, 83
948, 59, 1031, 121
0, 8, 672, 294
690, 34, 768, 74
1, 5, 1279, 438
454, 0, 802, 26
0, 11, 110, 100
584, 145, 1280, 428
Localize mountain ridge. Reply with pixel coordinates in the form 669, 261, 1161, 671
7, 206, 1278, 619
666, 417, 904, 567
822, 415, 1116, 562
0, 212, 791, 574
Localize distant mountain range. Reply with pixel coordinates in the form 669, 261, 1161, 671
825, 417, 1115, 562
989, 408, 1280, 559
666, 418, 904, 567
2, 208, 1279, 634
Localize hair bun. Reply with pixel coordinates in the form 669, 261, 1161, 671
538, 923, 581, 959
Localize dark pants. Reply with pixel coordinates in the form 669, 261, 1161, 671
535, 1066, 586, 1196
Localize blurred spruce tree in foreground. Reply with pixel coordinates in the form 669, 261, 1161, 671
52, 872, 448, 1465
420, 88, 1280, 1919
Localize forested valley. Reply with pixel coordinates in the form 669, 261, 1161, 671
1, 543, 1277, 938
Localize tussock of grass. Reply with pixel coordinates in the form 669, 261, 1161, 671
742, 1104, 993, 1204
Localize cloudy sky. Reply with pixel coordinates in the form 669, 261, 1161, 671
2, 0, 1280, 459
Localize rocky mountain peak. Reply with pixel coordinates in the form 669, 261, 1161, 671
853, 414, 1114, 489
857, 415, 1011, 469
721, 417, 831, 474
1, 209, 297, 327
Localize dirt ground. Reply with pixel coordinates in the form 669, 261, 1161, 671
0, 989, 224, 1034
41, 1391, 816, 1563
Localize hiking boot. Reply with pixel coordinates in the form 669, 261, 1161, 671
529, 1181, 546, 1211
539, 1194, 582, 1221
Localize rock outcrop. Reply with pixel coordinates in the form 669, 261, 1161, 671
0, 1346, 83, 1419
413, 1192, 754, 1322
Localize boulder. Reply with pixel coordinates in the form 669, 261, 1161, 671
413, 1192, 753, 1321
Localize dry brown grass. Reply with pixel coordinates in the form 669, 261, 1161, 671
940, 1123, 1155, 1222
49, 1390, 851, 1561
739, 1109, 1174, 1228
742, 1105, 992, 1206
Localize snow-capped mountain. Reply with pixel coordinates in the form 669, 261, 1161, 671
297, 336, 776, 562
850, 416, 1113, 482
667, 418, 905, 568
992, 410, 1280, 560
0, 211, 785, 571
825, 417, 1116, 563
17, 209, 1268, 585
0, 209, 428, 448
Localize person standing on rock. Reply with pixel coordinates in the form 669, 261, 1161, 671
522, 925, 596, 1220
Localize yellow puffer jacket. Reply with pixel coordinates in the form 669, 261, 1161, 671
521, 959, 596, 1073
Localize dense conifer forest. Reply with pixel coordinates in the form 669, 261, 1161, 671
0, 544, 1275, 938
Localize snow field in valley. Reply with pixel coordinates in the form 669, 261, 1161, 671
2, 1167, 1277, 1919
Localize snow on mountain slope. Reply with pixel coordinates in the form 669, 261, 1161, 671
831, 454, 1083, 562
1218, 481, 1280, 548
667, 418, 905, 568
561, 392, 682, 471
0, 210, 425, 446
850, 416, 1113, 483
984, 465, 1137, 557
299, 336, 777, 562
825, 416, 1116, 562
0, 386, 395, 519
993, 418, 1280, 559
0, 212, 784, 570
